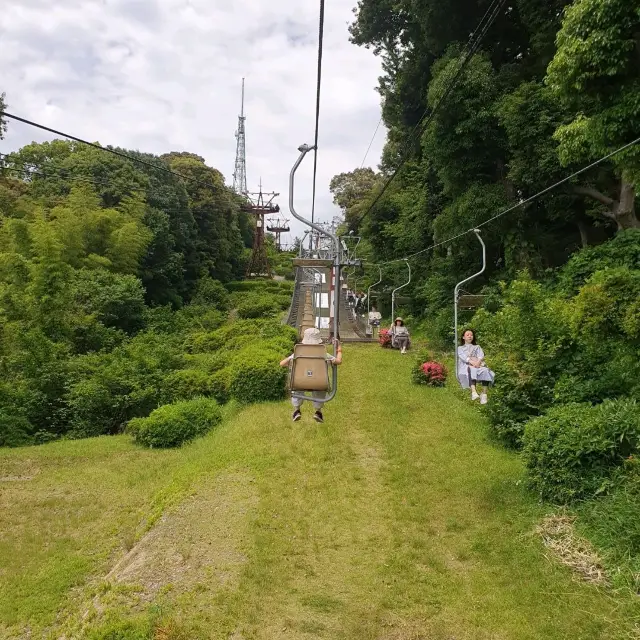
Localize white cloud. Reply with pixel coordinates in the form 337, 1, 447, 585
0, 0, 386, 244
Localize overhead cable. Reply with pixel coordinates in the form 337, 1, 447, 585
310, 0, 326, 226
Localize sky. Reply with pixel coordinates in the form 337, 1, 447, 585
0, 0, 387, 244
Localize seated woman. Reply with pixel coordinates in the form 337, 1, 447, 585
390, 317, 410, 354
457, 329, 494, 404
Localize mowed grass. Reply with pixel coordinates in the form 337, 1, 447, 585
1, 345, 639, 639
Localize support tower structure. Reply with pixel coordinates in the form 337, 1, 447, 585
232, 78, 248, 195
244, 183, 280, 277
267, 215, 290, 251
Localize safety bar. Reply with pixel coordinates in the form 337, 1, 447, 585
453, 229, 486, 359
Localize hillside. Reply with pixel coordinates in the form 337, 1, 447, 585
1, 345, 639, 640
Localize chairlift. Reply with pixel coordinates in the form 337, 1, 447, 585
391, 259, 411, 322
287, 144, 340, 403
366, 266, 383, 337
388, 260, 412, 350
454, 229, 486, 368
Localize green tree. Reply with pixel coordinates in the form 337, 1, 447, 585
546, 0, 640, 229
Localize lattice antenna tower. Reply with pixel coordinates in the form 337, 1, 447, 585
232, 78, 248, 195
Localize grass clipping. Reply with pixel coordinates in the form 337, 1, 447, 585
536, 514, 608, 586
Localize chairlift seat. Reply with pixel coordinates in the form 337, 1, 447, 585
458, 294, 485, 309
289, 344, 330, 392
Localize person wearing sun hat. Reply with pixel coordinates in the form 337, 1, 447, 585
389, 317, 410, 354
279, 327, 342, 423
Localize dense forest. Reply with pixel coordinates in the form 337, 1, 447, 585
0, 105, 296, 447
332, 0, 640, 588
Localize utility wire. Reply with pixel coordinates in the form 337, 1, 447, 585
310, 0, 326, 226
0, 111, 218, 191
351, 0, 507, 229
371, 134, 640, 267
360, 117, 382, 168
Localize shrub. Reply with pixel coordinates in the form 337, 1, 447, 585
192, 277, 230, 310
412, 360, 447, 386
578, 457, 640, 591
127, 397, 222, 448
72, 268, 147, 334
236, 297, 280, 319
228, 347, 288, 404
522, 399, 640, 503
557, 229, 640, 294
210, 367, 232, 404
64, 332, 184, 437
379, 328, 392, 347
163, 368, 212, 402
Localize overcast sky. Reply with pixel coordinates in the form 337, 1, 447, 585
0, 0, 386, 243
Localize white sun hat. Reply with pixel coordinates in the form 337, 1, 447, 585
302, 327, 323, 345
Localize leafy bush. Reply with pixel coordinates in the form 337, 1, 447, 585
64, 332, 184, 437
578, 457, 640, 591
522, 399, 640, 503
236, 296, 280, 319
127, 397, 222, 448
557, 229, 640, 294
228, 347, 288, 404
412, 360, 447, 386
72, 268, 147, 334
210, 367, 232, 404
163, 368, 212, 402
191, 276, 230, 310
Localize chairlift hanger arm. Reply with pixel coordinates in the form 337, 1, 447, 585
391, 259, 411, 321
454, 229, 486, 359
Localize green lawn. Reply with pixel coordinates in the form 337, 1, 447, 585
1, 345, 639, 639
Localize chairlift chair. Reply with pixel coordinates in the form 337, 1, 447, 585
288, 143, 340, 405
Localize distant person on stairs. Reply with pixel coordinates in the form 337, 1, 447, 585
280, 327, 342, 423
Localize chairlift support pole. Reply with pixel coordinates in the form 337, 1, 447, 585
289, 144, 340, 402
453, 229, 486, 360
391, 260, 411, 322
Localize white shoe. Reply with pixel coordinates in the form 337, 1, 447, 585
471, 391, 480, 401
480, 393, 488, 405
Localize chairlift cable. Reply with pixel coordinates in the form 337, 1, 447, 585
310, 0, 326, 226
369, 134, 640, 267
350, 0, 508, 229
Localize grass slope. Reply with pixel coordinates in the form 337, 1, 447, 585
1, 345, 639, 639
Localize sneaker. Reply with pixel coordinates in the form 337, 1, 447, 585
480, 393, 488, 405
292, 410, 302, 421
471, 391, 480, 401
313, 411, 324, 423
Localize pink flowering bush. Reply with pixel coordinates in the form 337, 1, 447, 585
379, 328, 392, 348
412, 360, 447, 386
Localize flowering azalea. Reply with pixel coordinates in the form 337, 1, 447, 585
379, 328, 392, 347
415, 360, 447, 386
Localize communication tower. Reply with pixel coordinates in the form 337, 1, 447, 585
232, 78, 248, 195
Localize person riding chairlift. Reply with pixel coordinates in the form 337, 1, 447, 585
279, 327, 342, 423
390, 317, 410, 354
457, 328, 494, 404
